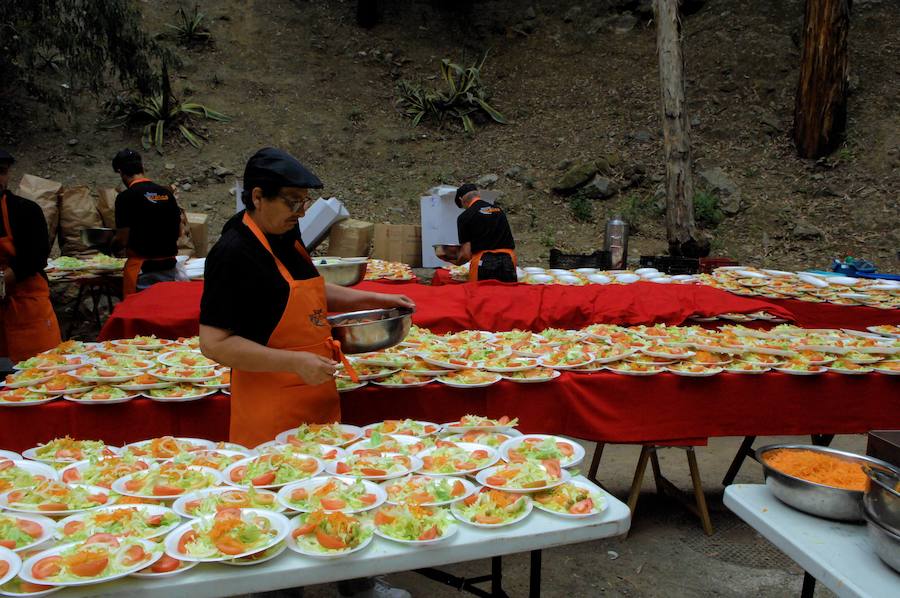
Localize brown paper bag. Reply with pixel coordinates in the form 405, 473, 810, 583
58, 186, 103, 256
177, 208, 195, 257
15, 174, 61, 246
96, 188, 118, 229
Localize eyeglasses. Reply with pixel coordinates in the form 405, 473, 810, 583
279, 195, 314, 212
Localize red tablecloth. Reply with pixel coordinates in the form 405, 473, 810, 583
3, 371, 897, 452
431, 269, 457, 286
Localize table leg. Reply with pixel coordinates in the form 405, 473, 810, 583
811, 434, 834, 447
529, 550, 542, 598
800, 571, 816, 598
491, 556, 502, 597
722, 435, 757, 486
587, 442, 605, 483
65, 283, 86, 338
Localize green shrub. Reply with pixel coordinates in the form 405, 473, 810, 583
569, 194, 594, 222
693, 190, 724, 228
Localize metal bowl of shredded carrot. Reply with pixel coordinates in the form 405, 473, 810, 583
757, 444, 897, 521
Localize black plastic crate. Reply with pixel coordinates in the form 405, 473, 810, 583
549, 249, 612, 270
639, 255, 700, 275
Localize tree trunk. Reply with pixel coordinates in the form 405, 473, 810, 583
793, 0, 851, 158
655, 0, 708, 258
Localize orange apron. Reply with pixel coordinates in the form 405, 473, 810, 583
229, 212, 346, 448
121, 178, 177, 295
0, 193, 62, 361
463, 196, 517, 282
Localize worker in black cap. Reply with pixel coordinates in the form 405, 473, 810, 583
200, 147, 415, 445
435, 183, 517, 282
0, 150, 62, 361
111, 148, 185, 294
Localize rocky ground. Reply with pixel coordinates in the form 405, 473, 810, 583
2, 0, 897, 270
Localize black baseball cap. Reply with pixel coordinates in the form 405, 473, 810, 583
243, 147, 322, 190
454, 183, 478, 207
0, 150, 14, 165
111, 148, 142, 172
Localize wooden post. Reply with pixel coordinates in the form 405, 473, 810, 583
793, 0, 851, 158
654, 0, 708, 257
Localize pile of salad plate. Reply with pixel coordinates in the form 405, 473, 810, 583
0, 415, 609, 588
1, 336, 228, 407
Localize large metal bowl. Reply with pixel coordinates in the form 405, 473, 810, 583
757, 444, 897, 521
327, 306, 413, 354
864, 504, 900, 573
80, 228, 116, 249
433, 243, 461, 261
864, 465, 900, 536
314, 259, 368, 287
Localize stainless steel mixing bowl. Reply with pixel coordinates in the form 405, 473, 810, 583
864, 464, 900, 536
315, 260, 368, 286
327, 306, 413, 354
756, 444, 896, 521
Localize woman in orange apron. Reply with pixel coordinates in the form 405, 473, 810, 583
0, 152, 62, 361
198, 148, 415, 449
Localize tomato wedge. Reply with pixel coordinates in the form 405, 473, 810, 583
65, 551, 109, 578
0, 540, 15, 549
16, 518, 43, 538
38, 502, 68, 512
152, 484, 184, 497
291, 488, 309, 501
418, 525, 439, 541
451, 480, 466, 497
335, 462, 350, 474
292, 522, 316, 537
360, 468, 386, 477
146, 514, 164, 526
150, 554, 180, 573
320, 498, 346, 510
569, 498, 594, 514
485, 475, 508, 487
121, 544, 147, 566
229, 466, 247, 483
250, 471, 276, 486
542, 459, 561, 479
31, 556, 62, 580
475, 514, 503, 525
215, 535, 246, 555
84, 533, 119, 548
315, 528, 347, 549
374, 510, 395, 526
62, 468, 82, 483
63, 520, 85, 536
359, 493, 377, 505
177, 530, 198, 554
556, 442, 575, 457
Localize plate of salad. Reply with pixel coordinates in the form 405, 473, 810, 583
336, 378, 367, 393
144, 384, 215, 402
19, 537, 160, 587
277, 477, 385, 513
0, 482, 110, 516
164, 508, 289, 562
167, 449, 247, 471
223, 451, 323, 489
772, 360, 828, 375
88, 355, 155, 371
351, 352, 412, 369
401, 357, 453, 376
827, 360, 875, 375
0, 461, 58, 494
605, 362, 664, 376
111, 464, 222, 499
372, 504, 457, 545
640, 345, 696, 360
172, 487, 283, 519
441, 415, 519, 433
194, 370, 231, 390
0, 514, 55, 553
59, 456, 150, 489
0, 451, 21, 462
418, 352, 476, 371
381, 475, 476, 507
416, 442, 499, 476
361, 420, 440, 438
475, 460, 570, 493
327, 453, 422, 481
590, 346, 637, 364
130, 554, 198, 579
54, 505, 181, 542
532, 480, 607, 518
874, 361, 900, 375
110, 336, 176, 351
112, 373, 171, 391
499, 435, 584, 469
221, 540, 288, 566
723, 362, 771, 374
156, 351, 218, 369
0, 547, 20, 588
23, 439, 118, 465
63, 386, 138, 405
0, 551, 58, 597
258, 441, 346, 462
287, 510, 374, 559
499, 368, 560, 384
275, 423, 363, 447
27, 376, 93, 396
442, 429, 521, 448
13, 354, 88, 373
436, 369, 502, 388
148, 367, 219, 383
371, 373, 434, 388
336, 364, 398, 382
122, 437, 216, 461
665, 364, 724, 377
537, 346, 595, 370
1, 371, 52, 390
481, 356, 539, 373
0, 389, 57, 407
450, 488, 532, 528
346, 433, 426, 457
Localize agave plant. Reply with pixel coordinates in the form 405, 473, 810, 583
167, 5, 211, 45
134, 94, 229, 150
397, 54, 507, 133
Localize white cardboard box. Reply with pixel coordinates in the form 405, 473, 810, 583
419, 186, 497, 268
299, 197, 349, 250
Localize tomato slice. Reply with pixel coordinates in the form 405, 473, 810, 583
31, 556, 62, 580
359, 493, 377, 505
65, 551, 109, 578
319, 498, 347, 510
0, 540, 15, 549
360, 468, 386, 477
150, 554, 180, 573
62, 468, 82, 483
152, 484, 184, 497
146, 514, 164, 526
63, 520, 85, 536
251, 471, 276, 486
38, 502, 68, 512
315, 528, 347, 549
291, 488, 309, 502
556, 442, 574, 457
569, 498, 594, 514
19, 581, 53, 593
177, 530, 198, 554
124, 479, 144, 492
374, 509, 395, 526
542, 459, 561, 479
84, 533, 120, 547
215, 535, 246, 555
335, 462, 350, 474
229, 466, 247, 483
121, 544, 147, 566
451, 480, 466, 497
292, 521, 317, 537
16, 518, 43, 538
485, 475, 508, 487
418, 525, 439, 541
474, 514, 503, 525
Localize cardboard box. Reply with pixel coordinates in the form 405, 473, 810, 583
186, 212, 209, 257
373, 224, 422, 267
299, 197, 349, 251
329, 218, 374, 257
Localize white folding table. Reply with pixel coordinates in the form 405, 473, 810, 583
724, 484, 900, 598
55, 476, 630, 598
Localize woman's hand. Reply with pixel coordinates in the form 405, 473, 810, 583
376, 293, 416, 311
293, 352, 338, 385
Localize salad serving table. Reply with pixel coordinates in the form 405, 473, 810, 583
48, 477, 630, 598
724, 484, 899, 598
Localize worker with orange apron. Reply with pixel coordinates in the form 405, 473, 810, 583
111, 149, 184, 295
198, 147, 415, 448
437, 182, 517, 282
0, 150, 61, 362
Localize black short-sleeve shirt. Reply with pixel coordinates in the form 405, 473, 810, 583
115, 180, 181, 264
0, 192, 51, 281
200, 212, 320, 346
456, 199, 515, 254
